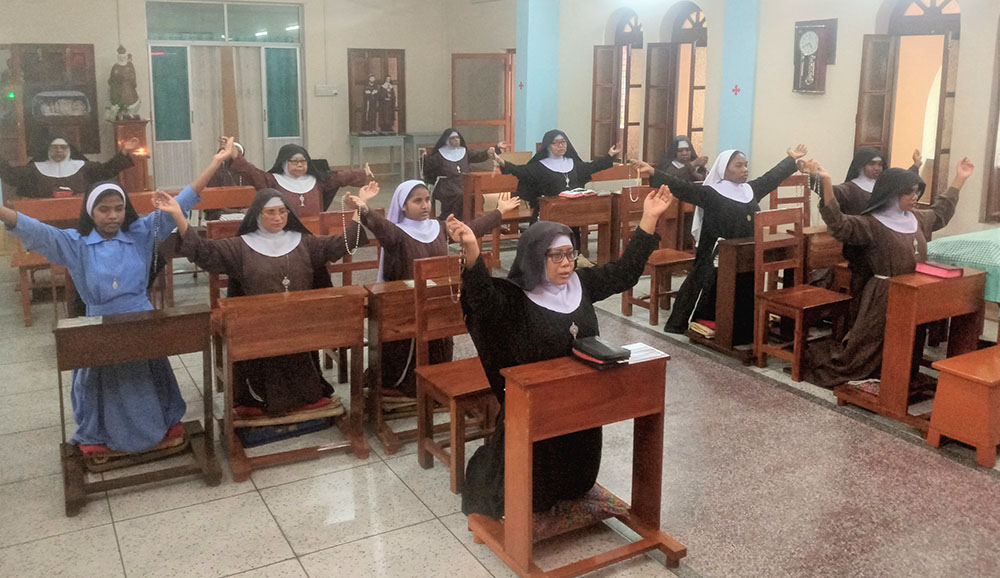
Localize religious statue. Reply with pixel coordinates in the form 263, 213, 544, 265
108, 45, 140, 120
362, 74, 379, 134
378, 75, 397, 134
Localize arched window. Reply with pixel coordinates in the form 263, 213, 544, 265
672, 3, 707, 47
592, 9, 643, 159
856, 0, 960, 200
890, 0, 961, 36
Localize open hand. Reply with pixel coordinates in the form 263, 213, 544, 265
643, 185, 674, 218
912, 149, 923, 167
694, 155, 709, 167
955, 157, 974, 180
608, 142, 622, 158
152, 191, 181, 217
786, 144, 808, 159
446, 214, 476, 244
364, 162, 374, 180
495, 192, 521, 214
359, 180, 379, 204
629, 159, 655, 179
497, 141, 508, 153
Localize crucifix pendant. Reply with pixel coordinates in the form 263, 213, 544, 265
282, 276, 290, 292
112, 278, 119, 290
457, 166, 462, 174
569, 322, 579, 339
299, 194, 306, 207
565, 175, 570, 188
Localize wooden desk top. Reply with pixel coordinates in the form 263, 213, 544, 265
365, 280, 411, 297
54, 304, 211, 371
932, 345, 1000, 386
890, 267, 985, 288
13, 186, 256, 223
218, 285, 367, 311
502, 355, 668, 442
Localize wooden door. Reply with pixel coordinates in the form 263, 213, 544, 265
854, 35, 899, 160
451, 52, 514, 149
929, 32, 958, 201
643, 43, 678, 165
591, 45, 618, 159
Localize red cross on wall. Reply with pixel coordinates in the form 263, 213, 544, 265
732, 84, 741, 96
519, 82, 524, 90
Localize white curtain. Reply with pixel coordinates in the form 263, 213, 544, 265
189, 46, 223, 180
234, 46, 265, 169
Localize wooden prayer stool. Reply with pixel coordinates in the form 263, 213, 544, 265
365, 279, 451, 455
685, 237, 757, 362
834, 269, 986, 431
217, 286, 370, 482
617, 186, 693, 325
927, 345, 1000, 467
538, 193, 617, 265
467, 355, 686, 577
413, 255, 497, 493
753, 208, 851, 381
10, 238, 74, 327
53, 304, 222, 517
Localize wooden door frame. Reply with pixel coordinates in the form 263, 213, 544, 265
450, 51, 514, 149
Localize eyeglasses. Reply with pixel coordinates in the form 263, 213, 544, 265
262, 208, 288, 218
287, 159, 308, 165
550, 140, 568, 147
545, 249, 577, 263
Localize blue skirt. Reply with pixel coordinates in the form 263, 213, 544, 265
70, 358, 187, 452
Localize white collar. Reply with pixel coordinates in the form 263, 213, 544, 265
523, 271, 582, 314
671, 160, 685, 169
397, 217, 441, 244
35, 158, 84, 178
241, 228, 302, 257
871, 203, 918, 234
851, 175, 876, 193
274, 162, 317, 194
707, 181, 753, 203
540, 156, 574, 173
439, 146, 466, 163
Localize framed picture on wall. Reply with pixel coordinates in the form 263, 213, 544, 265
348, 48, 405, 135
793, 19, 837, 94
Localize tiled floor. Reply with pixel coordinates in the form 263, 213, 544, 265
2, 229, 1000, 578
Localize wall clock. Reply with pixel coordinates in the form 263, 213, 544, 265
793, 19, 837, 94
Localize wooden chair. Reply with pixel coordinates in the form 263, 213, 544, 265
218, 286, 370, 482
617, 186, 694, 326
413, 255, 497, 493
11, 238, 74, 327
317, 209, 383, 382
753, 208, 852, 381
768, 174, 812, 229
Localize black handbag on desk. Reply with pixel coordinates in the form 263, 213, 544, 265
572, 336, 630, 368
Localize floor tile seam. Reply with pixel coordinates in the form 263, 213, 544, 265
382, 452, 459, 519
289, 516, 441, 559
251, 457, 385, 492
0, 421, 70, 437
233, 486, 299, 563
108, 486, 258, 523
108, 498, 130, 578
0, 520, 115, 551
596, 308, 1000, 481
437, 513, 503, 578
0, 470, 63, 488
215, 557, 302, 578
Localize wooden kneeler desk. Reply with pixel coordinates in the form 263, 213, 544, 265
467, 355, 686, 577
54, 304, 222, 517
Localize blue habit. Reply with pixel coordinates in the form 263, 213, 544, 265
11, 186, 200, 452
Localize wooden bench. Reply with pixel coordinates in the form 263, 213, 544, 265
217, 286, 370, 481
54, 304, 221, 516
927, 345, 1000, 467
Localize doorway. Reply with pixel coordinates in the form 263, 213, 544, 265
451, 51, 515, 150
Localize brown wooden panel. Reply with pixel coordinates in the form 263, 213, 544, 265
220, 286, 366, 361
54, 304, 211, 371
854, 35, 898, 156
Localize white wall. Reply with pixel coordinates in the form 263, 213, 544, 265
752, 0, 1000, 233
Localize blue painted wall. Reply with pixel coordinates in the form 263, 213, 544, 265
717, 0, 760, 158
515, 0, 560, 151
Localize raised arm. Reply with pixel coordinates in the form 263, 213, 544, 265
748, 145, 805, 202
633, 160, 710, 207
321, 165, 372, 209
0, 209, 82, 268
576, 185, 671, 302
0, 160, 35, 195
814, 165, 875, 246
447, 214, 507, 317
227, 149, 271, 190
916, 156, 971, 234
